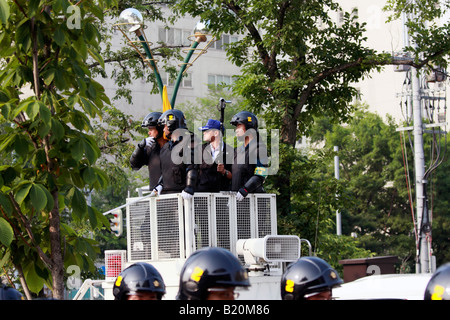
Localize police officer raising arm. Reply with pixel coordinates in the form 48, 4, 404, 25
154, 109, 200, 199
230, 111, 269, 201
129, 112, 167, 194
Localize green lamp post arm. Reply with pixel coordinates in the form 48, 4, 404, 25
170, 41, 200, 108
137, 33, 165, 97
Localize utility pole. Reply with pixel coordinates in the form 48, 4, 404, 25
411, 66, 430, 273
399, 7, 436, 274
334, 146, 342, 236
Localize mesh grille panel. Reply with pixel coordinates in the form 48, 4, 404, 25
265, 237, 300, 261
129, 200, 151, 261
215, 196, 231, 251
236, 198, 251, 240
194, 196, 210, 249
156, 198, 181, 259
256, 197, 272, 237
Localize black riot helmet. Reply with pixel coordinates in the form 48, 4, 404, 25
230, 111, 258, 130
0, 285, 23, 300
142, 112, 163, 128
157, 109, 187, 135
113, 262, 166, 300
141, 111, 163, 138
280, 256, 343, 300
177, 247, 250, 300
424, 262, 450, 300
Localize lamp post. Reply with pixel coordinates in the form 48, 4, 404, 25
114, 8, 215, 109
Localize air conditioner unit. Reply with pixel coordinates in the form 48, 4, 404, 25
236, 235, 301, 266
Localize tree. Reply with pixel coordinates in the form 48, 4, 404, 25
309, 105, 449, 271
170, 0, 450, 216
0, 0, 117, 299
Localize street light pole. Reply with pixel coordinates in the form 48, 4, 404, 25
170, 40, 200, 108
114, 9, 215, 109
135, 29, 164, 96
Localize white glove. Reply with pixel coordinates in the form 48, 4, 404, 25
181, 190, 193, 200
236, 191, 245, 202
149, 185, 162, 197
145, 137, 155, 148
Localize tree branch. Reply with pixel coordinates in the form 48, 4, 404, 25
293, 53, 446, 120
225, 1, 272, 75
8, 194, 53, 270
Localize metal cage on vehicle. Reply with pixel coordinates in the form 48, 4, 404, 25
125, 192, 278, 264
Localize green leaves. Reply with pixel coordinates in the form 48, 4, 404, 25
0, 217, 13, 247
0, 0, 121, 299
0, 0, 10, 25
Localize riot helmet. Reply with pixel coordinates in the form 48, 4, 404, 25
142, 111, 164, 139
0, 284, 23, 300
424, 262, 450, 300
157, 109, 187, 136
230, 111, 258, 130
142, 112, 163, 128
177, 247, 250, 300
113, 262, 166, 300
280, 256, 343, 300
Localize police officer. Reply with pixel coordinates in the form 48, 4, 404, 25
177, 247, 250, 300
424, 262, 450, 300
280, 256, 343, 300
230, 111, 268, 201
155, 109, 200, 199
113, 262, 166, 300
0, 284, 23, 300
196, 119, 233, 192
129, 111, 167, 193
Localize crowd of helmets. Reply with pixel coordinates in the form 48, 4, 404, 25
3, 246, 448, 300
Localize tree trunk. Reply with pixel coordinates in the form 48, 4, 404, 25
49, 191, 64, 299
16, 264, 33, 300
274, 114, 299, 216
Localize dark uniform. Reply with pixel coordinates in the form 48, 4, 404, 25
129, 112, 164, 190
157, 109, 200, 196
196, 119, 233, 192
197, 142, 234, 192
230, 111, 269, 198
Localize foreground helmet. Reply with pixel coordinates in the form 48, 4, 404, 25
113, 262, 166, 300
424, 262, 450, 300
0, 285, 23, 300
177, 247, 250, 300
230, 111, 258, 130
280, 256, 343, 300
157, 109, 187, 134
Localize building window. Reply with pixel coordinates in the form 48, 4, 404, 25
161, 71, 192, 88
211, 34, 238, 51
158, 27, 191, 46
208, 74, 234, 88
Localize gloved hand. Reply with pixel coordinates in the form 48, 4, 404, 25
181, 190, 193, 200
145, 137, 155, 147
138, 137, 155, 149
236, 188, 248, 201
181, 186, 194, 200
149, 184, 162, 197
